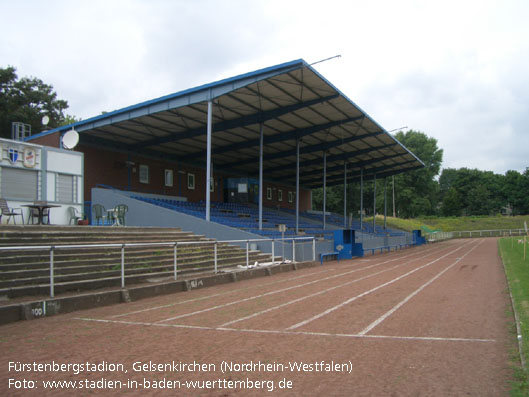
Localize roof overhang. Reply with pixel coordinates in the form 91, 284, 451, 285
28, 59, 424, 189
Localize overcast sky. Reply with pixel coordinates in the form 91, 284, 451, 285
1, 0, 528, 175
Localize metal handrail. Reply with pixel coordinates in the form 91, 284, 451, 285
0, 237, 316, 298
426, 228, 527, 241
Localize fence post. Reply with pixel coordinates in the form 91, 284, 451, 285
121, 244, 125, 289
312, 238, 316, 262
246, 240, 249, 267
50, 246, 55, 298
272, 240, 275, 263
173, 242, 177, 281
292, 239, 296, 263
214, 241, 218, 274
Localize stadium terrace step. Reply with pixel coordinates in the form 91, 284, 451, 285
0, 225, 280, 299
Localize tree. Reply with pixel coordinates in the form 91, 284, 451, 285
313, 129, 443, 219
441, 187, 461, 216
0, 66, 71, 139
392, 130, 443, 217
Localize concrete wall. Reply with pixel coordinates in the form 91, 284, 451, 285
91, 187, 329, 261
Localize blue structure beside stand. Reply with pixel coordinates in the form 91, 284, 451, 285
412, 229, 426, 246
333, 229, 364, 259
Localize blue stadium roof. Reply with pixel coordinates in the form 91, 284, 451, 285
28, 58, 424, 188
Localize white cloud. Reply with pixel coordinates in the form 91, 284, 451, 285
1, 0, 528, 174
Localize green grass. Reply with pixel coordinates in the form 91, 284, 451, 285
499, 237, 529, 395
366, 215, 529, 233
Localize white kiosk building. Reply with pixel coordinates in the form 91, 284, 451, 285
0, 137, 84, 225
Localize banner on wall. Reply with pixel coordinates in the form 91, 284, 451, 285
23, 148, 36, 168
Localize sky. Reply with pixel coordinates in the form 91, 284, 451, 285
1, 0, 528, 175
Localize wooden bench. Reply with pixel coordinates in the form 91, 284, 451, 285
320, 251, 339, 264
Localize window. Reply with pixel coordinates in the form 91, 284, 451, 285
0, 167, 38, 200
266, 187, 272, 200
164, 169, 173, 187
187, 173, 195, 190
139, 165, 149, 184
278, 189, 283, 202
57, 174, 75, 203
288, 191, 293, 203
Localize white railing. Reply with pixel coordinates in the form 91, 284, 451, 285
426, 228, 526, 242
0, 237, 316, 298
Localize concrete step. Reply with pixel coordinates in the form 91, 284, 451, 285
0, 251, 268, 287
0, 243, 238, 267
0, 225, 277, 300
0, 253, 276, 298
0, 246, 257, 278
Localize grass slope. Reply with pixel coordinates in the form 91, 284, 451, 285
366, 215, 529, 233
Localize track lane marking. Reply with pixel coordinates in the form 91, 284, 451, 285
155, 243, 455, 324
358, 239, 485, 335
111, 241, 444, 319
73, 316, 495, 343
286, 239, 475, 331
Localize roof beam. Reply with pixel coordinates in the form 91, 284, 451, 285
261, 143, 397, 174
127, 94, 339, 150
222, 128, 381, 168
290, 152, 404, 181
302, 159, 418, 186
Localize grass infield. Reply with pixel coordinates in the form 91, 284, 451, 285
499, 237, 529, 396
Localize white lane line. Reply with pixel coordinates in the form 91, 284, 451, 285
286, 239, 474, 331
110, 268, 333, 318
358, 239, 484, 335
114, 241, 452, 319
220, 261, 410, 327
155, 244, 451, 324
74, 316, 495, 343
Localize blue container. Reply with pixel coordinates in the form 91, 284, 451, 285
333, 229, 364, 259
412, 229, 426, 246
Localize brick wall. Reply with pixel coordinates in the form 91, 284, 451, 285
30, 141, 312, 211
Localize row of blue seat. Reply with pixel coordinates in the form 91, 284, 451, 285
133, 197, 334, 239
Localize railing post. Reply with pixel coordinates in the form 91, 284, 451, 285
214, 241, 218, 274
173, 242, 178, 280
312, 238, 316, 262
50, 246, 55, 298
246, 240, 249, 267
121, 244, 125, 289
292, 239, 296, 263
272, 240, 275, 263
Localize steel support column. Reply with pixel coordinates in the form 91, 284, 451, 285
206, 100, 212, 222
373, 173, 377, 232
344, 161, 347, 228
384, 178, 388, 230
360, 168, 364, 231
323, 150, 327, 230
259, 123, 264, 230
296, 139, 300, 234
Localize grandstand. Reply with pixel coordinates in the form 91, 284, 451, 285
27, 58, 424, 259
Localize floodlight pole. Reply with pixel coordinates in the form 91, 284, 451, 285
259, 123, 264, 230
206, 100, 213, 222
323, 150, 327, 230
